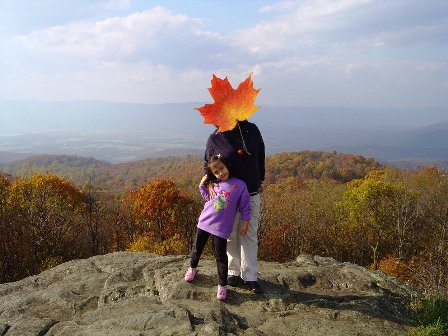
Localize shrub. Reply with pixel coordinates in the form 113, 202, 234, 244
408, 321, 447, 336
127, 233, 187, 255
377, 255, 415, 283
409, 295, 448, 336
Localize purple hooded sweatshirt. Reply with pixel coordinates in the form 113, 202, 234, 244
197, 177, 251, 239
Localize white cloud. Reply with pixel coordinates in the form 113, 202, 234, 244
17, 6, 204, 60
365, 23, 448, 49
232, 0, 376, 55
233, 0, 448, 58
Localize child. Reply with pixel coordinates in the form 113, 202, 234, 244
184, 154, 250, 300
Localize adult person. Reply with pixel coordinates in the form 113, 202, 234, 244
203, 119, 265, 294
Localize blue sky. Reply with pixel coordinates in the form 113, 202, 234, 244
1, 0, 447, 108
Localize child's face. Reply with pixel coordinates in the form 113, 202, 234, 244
209, 160, 229, 181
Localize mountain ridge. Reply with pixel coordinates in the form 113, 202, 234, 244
0, 151, 384, 194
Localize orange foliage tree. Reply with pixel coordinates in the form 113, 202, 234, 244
123, 179, 201, 255
1, 173, 86, 281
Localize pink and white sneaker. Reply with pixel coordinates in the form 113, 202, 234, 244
217, 285, 227, 300
184, 267, 198, 282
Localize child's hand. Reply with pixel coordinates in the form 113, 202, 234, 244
240, 221, 249, 235
199, 174, 208, 186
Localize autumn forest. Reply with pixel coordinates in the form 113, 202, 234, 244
1, 151, 447, 296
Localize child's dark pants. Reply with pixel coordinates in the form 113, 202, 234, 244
190, 228, 228, 286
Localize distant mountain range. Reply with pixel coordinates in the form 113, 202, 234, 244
1, 100, 447, 167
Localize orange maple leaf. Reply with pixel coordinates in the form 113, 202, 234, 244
195, 74, 261, 132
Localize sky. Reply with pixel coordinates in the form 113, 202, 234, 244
0, 0, 447, 108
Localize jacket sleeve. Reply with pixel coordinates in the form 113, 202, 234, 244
259, 135, 265, 182
255, 124, 265, 182
238, 183, 251, 221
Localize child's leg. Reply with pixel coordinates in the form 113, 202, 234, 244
190, 228, 210, 268
211, 235, 228, 286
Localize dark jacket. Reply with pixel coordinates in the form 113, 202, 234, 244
204, 120, 265, 194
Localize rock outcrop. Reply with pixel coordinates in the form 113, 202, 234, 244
0, 252, 418, 335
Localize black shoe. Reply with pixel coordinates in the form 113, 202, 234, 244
246, 281, 263, 294
227, 275, 243, 287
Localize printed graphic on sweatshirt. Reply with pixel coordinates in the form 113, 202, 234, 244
213, 189, 230, 211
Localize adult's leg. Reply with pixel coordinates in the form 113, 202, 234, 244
240, 194, 261, 281
227, 212, 242, 276
190, 228, 211, 268
211, 235, 228, 286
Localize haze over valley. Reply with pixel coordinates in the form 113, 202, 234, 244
1, 100, 447, 167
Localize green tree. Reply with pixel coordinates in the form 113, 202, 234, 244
335, 171, 399, 268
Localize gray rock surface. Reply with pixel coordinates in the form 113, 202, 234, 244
0, 252, 418, 335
